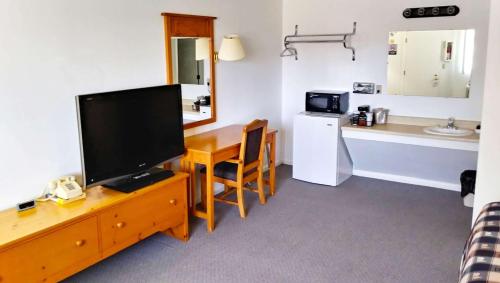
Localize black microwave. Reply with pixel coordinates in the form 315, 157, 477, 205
305, 90, 349, 114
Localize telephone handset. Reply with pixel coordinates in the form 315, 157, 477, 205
46, 176, 84, 200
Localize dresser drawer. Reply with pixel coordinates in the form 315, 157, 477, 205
0, 216, 99, 282
99, 183, 185, 254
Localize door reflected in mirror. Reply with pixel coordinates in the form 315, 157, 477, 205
171, 37, 212, 125
387, 29, 475, 98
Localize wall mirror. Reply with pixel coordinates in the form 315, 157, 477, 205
162, 13, 217, 129
387, 29, 475, 98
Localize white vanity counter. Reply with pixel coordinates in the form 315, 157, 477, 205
341, 116, 480, 191
342, 123, 479, 151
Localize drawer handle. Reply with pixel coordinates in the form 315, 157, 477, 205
116, 222, 126, 228
169, 199, 177, 205
75, 240, 86, 247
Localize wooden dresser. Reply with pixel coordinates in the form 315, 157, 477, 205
0, 172, 189, 282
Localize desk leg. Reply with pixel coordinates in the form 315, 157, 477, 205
206, 160, 215, 232
179, 158, 190, 208
188, 161, 196, 213
269, 133, 276, 196
200, 172, 207, 209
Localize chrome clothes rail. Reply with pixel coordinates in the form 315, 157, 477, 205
281, 22, 357, 61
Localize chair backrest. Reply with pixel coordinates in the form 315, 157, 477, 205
239, 119, 268, 170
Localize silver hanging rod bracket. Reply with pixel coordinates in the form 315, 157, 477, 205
280, 22, 357, 61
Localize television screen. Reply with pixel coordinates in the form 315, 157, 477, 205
77, 85, 184, 188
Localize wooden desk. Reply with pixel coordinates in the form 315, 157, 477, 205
182, 124, 278, 232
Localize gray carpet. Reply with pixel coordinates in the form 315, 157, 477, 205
66, 165, 472, 283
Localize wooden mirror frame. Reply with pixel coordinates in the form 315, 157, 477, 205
162, 13, 217, 130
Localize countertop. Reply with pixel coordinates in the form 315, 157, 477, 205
342, 123, 480, 143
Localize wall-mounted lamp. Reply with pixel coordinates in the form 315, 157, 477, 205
217, 34, 245, 61
196, 34, 246, 63
195, 38, 211, 61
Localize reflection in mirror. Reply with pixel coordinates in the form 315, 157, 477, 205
171, 37, 212, 124
387, 29, 475, 98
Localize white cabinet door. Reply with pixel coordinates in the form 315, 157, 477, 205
293, 114, 340, 186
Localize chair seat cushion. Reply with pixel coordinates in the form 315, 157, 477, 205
200, 162, 257, 181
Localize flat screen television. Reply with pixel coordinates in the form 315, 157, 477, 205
76, 85, 184, 192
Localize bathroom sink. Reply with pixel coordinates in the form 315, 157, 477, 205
423, 126, 473, 137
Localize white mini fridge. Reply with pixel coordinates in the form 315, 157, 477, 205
292, 112, 353, 186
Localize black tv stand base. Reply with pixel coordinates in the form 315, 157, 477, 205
104, 168, 174, 193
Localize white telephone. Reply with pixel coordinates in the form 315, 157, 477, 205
46, 176, 84, 200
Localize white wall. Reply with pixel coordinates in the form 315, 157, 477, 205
281, 0, 490, 164
473, 1, 500, 220
0, 0, 282, 210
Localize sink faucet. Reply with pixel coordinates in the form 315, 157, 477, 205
447, 117, 457, 129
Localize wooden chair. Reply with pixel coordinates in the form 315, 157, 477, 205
200, 119, 269, 218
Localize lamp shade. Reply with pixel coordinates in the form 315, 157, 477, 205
218, 34, 245, 61
195, 38, 210, 61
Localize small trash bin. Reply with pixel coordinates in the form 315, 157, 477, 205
461, 170, 476, 207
